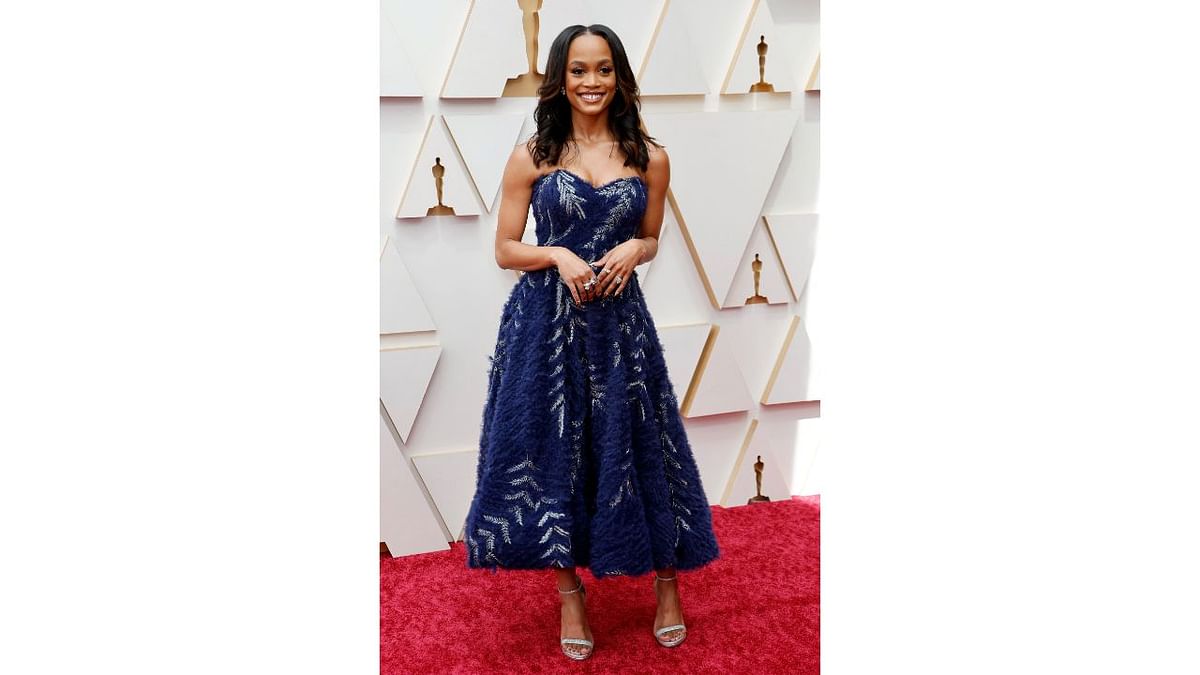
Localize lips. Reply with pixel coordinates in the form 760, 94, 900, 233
579, 92, 604, 103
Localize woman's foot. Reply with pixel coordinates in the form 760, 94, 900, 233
558, 574, 594, 660
653, 571, 687, 647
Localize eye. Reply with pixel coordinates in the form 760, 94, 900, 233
601, 66, 613, 74
571, 68, 583, 75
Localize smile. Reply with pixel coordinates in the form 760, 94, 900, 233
579, 92, 604, 103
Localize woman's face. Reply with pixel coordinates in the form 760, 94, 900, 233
563, 34, 616, 116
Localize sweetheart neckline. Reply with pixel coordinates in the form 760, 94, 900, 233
535, 167, 645, 191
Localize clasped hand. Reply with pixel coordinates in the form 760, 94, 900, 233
557, 240, 645, 307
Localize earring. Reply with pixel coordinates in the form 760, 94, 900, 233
561, 87, 566, 96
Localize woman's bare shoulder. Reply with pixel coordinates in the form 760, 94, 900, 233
505, 140, 541, 186
645, 141, 669, 182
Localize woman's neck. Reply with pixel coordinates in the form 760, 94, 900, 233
568, 113, 611, 145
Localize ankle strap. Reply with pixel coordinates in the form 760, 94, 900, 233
655, 574, 677, 582
558, 577, 583, 594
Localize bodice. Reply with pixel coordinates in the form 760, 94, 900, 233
531, 168, 648, 262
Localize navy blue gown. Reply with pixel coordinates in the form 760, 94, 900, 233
464, 167, 720, 578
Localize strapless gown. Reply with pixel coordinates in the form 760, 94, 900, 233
463, 168, 720, 578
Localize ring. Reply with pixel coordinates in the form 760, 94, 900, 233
582, 277, 597, 290
599, 268, 611, 275
615, 274, 623, 283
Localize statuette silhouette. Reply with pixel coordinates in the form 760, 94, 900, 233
748, 454, 770, 503
427, 157, 456, 216
745, 253, 769, 304
749, 35, 776, 93
502, 0, 545, 97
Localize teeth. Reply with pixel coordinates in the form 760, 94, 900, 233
581, 93, 602, 101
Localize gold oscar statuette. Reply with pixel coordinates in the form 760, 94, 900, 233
749, 35, 776, 93
748, 454, 770, 504
745, 253, 769, 304
426, 157, 456, 216
502, 0, 545, 97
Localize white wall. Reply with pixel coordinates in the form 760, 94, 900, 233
380, 0, 821, 556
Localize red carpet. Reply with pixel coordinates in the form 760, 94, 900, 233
381, 496, 819, 674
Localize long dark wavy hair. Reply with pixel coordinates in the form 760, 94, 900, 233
526, 24, 662, 173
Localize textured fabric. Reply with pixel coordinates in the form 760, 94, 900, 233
464, 167, 721, 578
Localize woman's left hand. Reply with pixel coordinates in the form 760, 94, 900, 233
589, 240, 646, 298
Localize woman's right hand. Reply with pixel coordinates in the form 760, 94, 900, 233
553, 248, 599, 307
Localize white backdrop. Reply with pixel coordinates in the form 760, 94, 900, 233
381, 0, 821, 556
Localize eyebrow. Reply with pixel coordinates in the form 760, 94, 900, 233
568, 59, 613, 66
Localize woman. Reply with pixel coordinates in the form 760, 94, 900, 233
463, 24, 720, 661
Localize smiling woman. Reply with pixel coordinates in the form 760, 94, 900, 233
462, 23, 719, 663
525, 26, 649, 198
568, 56, 613, 106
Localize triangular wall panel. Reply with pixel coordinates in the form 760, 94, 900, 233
443, 113, 528, 214
638, 0, 709, 95
642, 110, 799, 308
380, 0, 470, 97
683, 325, 754, 418
380, 236, 437, 335
764, 213, 818, 301
380, 3, 423, 97
761, 315, 812, 404
441, 0, 529, 98
722, 217, 791, 307
396, 116, 481, 219
381, 414, 449, 556
676, 0, 756, 95
640, 208, 713, 327
722, 0, 799, 94
656, 323, 711, 408
795, 416, 822, 495
380, 345, 442, 443
686, 413, 754, 505
721, 422, 792, 506
411, 449, 480, 541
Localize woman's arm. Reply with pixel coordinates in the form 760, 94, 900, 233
633, 143, 670, 265
494, 144, 565, 271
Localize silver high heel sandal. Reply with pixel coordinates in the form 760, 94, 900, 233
653, 574, 687, 647
558, 576, 594, 661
